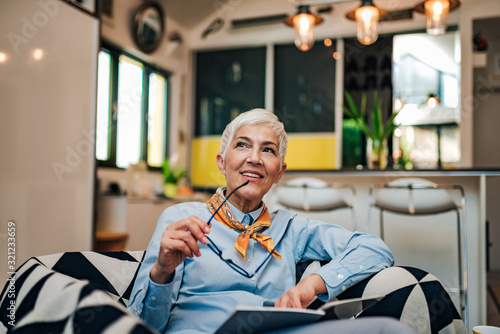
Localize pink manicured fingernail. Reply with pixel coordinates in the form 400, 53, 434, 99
204, 226, 210, 233
202, 236, 209, 244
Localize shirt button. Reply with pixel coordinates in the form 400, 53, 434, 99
337, 274, 344, 279
246, 259, 251, 262
341, 286, 347, 291
359, 265, 364, 270
251, 276, 256, 281
151, 296, 156, 302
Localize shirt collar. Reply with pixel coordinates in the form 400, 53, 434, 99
226, 200, 264, 226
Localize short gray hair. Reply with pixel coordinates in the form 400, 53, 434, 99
219, 109, 288, 165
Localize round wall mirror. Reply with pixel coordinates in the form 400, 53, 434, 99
133, 1, 165, 53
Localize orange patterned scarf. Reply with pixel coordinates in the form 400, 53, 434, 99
206, 187, 281, 260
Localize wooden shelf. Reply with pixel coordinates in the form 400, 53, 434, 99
94, 231, 129, 252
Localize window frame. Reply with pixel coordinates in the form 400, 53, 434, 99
96, 43, 171, 170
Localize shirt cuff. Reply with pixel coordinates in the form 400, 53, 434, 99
315, 264, 354, 301
145, 271, 176, 308
315, 259, 386, 300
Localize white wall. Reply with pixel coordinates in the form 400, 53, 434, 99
472, 16, 500, 272
0, 0, 98, 279
458, 0, 500, 168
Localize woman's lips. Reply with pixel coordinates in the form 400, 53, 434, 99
241, 171, 263, 181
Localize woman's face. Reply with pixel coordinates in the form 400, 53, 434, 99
217, 124, 287, 213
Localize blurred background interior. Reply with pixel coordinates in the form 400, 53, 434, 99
1, 0, 500, 331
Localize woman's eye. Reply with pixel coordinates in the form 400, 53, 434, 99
263, 147, 276, 154
236, 142, 247, 148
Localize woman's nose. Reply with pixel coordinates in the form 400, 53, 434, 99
247, 149, 262, 164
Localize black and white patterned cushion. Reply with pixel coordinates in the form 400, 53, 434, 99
35, 251, 145, 307
297, 263, 467, 334
0, 251, 153, 334
337, 266, 467, 334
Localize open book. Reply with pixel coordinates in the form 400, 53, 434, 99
215, 295, 383, 334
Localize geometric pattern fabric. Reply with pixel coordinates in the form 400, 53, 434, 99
335, 266, 467, 334
1, 252, 467, 334
0, 251, 153, 334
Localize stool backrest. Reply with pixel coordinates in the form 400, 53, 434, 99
272, 177, 357, 231
276, 177, 352, 211
371, 177, 461, 215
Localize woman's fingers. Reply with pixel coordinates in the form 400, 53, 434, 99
167, 216, 211, 244
275, 285, 314, 309
152, 216, 213, 284
166, 230, 203, 257
275, 291, 299, 308
184, 216, 211, 245
153, 215, 213, 282
161, 216, 211, 259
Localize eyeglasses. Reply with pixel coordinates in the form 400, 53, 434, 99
205, 181, 281, 279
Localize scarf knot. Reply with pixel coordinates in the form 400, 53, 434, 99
206, 187, 281, 260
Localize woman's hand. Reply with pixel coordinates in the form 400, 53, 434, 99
150, 216, 211, 284
274, 274, 327, 308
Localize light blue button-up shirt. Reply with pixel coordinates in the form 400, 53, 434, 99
127, 202, 393, 333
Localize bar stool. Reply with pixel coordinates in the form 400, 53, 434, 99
366, 177, 467, 327
273, 177, 357, 231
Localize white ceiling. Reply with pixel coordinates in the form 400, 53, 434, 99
159, 0, 427, 30
160, 0, 219, 29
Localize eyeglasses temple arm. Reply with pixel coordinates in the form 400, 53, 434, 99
207, 181, 250, 225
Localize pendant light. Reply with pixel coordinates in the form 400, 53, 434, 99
414, 0, 461, 36
284, 5, 324, 52
346, 0, 387, 46
426, 94, 440, 109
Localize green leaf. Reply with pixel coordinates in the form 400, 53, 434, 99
344, 91, 361, 119
360, 93, 367, 119
343, 91, 372, 138
343, 105, 355, 119
162, 159, 187, 184
382, 111, 401, 139
372, 93, 383, 141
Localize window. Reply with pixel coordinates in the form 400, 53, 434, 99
342, 35, 394, 168
194, 47, 266, 136
96, 47, 169, 169
274, 41, 336, 133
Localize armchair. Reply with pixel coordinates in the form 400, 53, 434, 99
1, 251, 467, 334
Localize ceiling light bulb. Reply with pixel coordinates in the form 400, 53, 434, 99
426, 94, 440, 108
394, 98, 404, 111
361, 6, 373, 21
293, 13, 315, 51
285, 6, 323, 52
424, 0, 450, 36
33, 48, 44, 61
355, 2, 380, 45
297, 14, 312, 31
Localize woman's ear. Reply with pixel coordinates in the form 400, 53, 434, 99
274, 163, 287, 183
216, 153, 226, 175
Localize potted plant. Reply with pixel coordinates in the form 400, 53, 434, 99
162, 159, 187, 198
343, 91, 400, 169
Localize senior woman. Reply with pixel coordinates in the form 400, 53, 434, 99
128, 109, 413, 334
